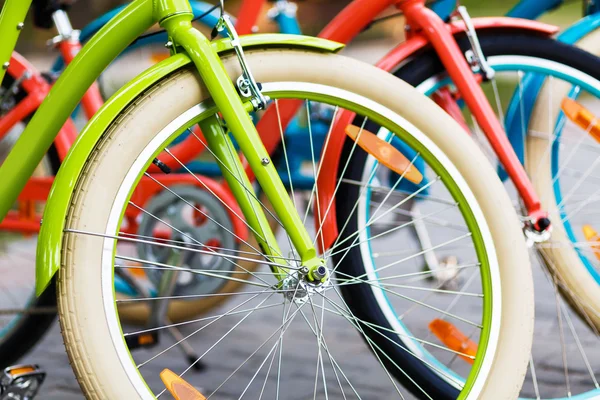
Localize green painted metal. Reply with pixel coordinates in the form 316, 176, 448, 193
212, 34, 344, 54
153, 0, 192, 23
198, 116, 287, 279
163, 15, 321, 267
35, 52, 191, 295
0, 0, 32, 85
35, 34, 341, 295
0, 0, 155, 222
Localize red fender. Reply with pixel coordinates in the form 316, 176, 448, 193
315, 17, 559, 251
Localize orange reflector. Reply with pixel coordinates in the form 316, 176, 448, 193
151, 53, 170, 64
583, 224, 600, 262
125, 261, 146, 278
138, 333, 155, 346
344, 125, 423, 184
561, 98, 600, 142
8, 366, 36, 376
429, 319, 477, 365
160, 369, 206, 400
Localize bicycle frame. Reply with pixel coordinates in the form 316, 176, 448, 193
0, 0, 328, 294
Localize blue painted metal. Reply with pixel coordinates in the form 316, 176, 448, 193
506, 0, 563, 20
429, 0, 457, 22
501, 12, 600, 180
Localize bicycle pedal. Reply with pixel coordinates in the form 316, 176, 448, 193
160, 369, 206, 400
0, 364, 45, 400
125, 331, 159, 350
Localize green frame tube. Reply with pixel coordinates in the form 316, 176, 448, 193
0, 0, 32, 85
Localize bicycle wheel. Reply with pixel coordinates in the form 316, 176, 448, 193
395, 31, 600, 398
0, 74, 58, 368
57, 48, 532, 399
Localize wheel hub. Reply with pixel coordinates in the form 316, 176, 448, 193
281, 266, 331, 305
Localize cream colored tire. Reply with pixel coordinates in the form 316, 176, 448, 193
524, 28, 600, 330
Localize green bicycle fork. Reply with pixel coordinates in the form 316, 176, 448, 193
160, 8, 324, 278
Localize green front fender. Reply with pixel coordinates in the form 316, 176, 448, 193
35, 34, 343, 296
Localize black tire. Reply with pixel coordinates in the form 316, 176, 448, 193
0, 278, 57, 368
335, 31, 600, 400
0, 75, 59, 368
394, 31, 600, 97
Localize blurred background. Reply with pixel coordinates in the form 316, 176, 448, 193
9, 0, 586, 67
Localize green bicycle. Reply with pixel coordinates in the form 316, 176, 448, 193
0, 0, 534, 398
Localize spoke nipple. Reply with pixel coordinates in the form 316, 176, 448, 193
17, 22, 24, 30
261, 157, 270, 166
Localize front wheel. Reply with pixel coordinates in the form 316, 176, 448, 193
57, 48, 532, 399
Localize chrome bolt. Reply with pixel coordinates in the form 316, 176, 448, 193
261, 157, 270, 166
2, 62, 9, 70
16, 22, 24, 30
165, 41, 173, 48
312, 266, 328, 281
300, 266, 309, 275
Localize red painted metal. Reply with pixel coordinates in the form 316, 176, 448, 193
128, 174, 248, 241
402, 0, 543, 216
318, 0, 392, 44
432, 89, 470, 133
376, 17, 558, 73
235, 0, 267, 35
315, 0, 556, 248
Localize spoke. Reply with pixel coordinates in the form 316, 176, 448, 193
297, 306, 353, 400
314, 300, 476, 360
274, 99, 297, 212
117, 230, 293, 261
552, 276, 571, 398
367, 200, 467, 232
341, 179, 456, 206
314, 116, 368, 246
322, 292, 408, 399
164, 145, 285, 259
66, 228, 294, 275
116, 288, 295, 303
330, 262, 479, 284
490, 78, 506, 126
337, 233, 473, 285
139, 173, 261, 255
126, 300, 280, 337
331, 175, 440, 258
528, 355, 541, 400
209, 282, 304, 399
115, 253, 271, 288
559, 292, 599, 390
328, 204, 460, 258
